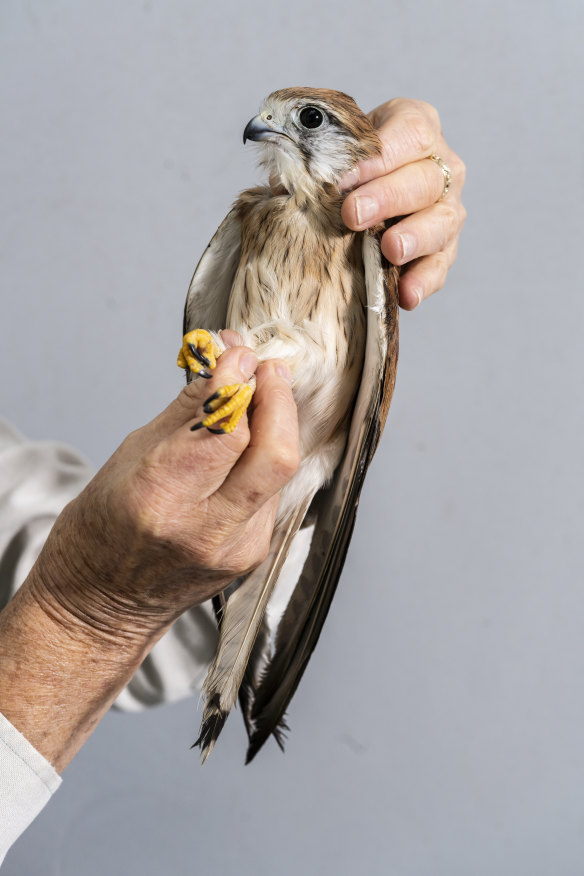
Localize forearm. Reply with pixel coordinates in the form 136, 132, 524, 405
0, 349, 298, 775
0, 565, 162, 774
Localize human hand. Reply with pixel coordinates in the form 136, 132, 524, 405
340, 98, 466, 310
32, 344, 300, 647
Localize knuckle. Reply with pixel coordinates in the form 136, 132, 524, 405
138, 449, 160, 483
417, 100, 441, 131
377, 97, 409, 124
386, 96, 406, 112
421, 252, 450, 297
132, 447, 165, 502
434, 249, 449, 271
407, 114, 435, 155
442, 205, 459, 242
433, 251, 450, 288
132, 500, 172, 546
453, 155, 467, 184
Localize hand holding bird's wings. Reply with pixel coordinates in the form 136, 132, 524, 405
341, 97, 467, 310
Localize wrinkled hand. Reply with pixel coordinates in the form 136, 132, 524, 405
341, 98, 466, 310
33, 344, 300, 645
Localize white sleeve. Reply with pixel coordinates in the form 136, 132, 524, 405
0, 418, 95, 608
0, 712, 61, 866
0, 417, 217, 711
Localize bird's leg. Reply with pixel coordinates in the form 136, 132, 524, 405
177, 329, 223, 379
191, 377, 256, 434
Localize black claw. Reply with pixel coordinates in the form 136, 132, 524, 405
190, 421, 204, 431
188, 343, 211, 369
198, 369, 212, 379
203, 391, 220, 413
208, 426, 226, 434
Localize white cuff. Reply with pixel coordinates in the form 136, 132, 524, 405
0, 711, 61, 865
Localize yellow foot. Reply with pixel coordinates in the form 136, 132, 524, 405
177, 329, 222, 379
191, 379, 256, 434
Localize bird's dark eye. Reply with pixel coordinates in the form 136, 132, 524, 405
299, 106, 324, 129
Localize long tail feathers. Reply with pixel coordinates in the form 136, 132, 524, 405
195, 499, 310, 762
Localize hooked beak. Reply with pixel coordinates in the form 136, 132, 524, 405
243, 115, 289, 144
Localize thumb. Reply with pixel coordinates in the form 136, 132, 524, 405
142, 346, 259, 503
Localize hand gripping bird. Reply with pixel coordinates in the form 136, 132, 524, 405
177, 88, 399, 763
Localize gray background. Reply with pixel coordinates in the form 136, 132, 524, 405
1, 0, 583, 874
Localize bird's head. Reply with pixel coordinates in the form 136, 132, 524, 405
243, 87, 381, 203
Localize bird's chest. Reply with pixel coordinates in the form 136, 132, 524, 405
226, 206, 367, 375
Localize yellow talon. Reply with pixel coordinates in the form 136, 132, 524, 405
192, 381, 255, 434
178, 329, 222, 377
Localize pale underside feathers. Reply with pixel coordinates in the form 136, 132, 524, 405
182, 87, 399, 762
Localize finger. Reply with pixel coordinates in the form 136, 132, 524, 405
380, 201, 465, 266
341, 158, 448, 231
133, 347, 262, 509
216, 359, 300, 523
397, 243, 458, 310
220, 329, 244, 348
339, 99, 441, 191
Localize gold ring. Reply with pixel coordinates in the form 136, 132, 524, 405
429, 154, 451, 201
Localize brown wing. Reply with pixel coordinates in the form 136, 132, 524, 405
183, 208, 242, 339
244, 232, 399, 762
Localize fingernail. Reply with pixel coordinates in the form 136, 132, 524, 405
239, 351, 258, 378
339, 167, 360, 193
354, 195, 378, 227
414, 287, 424, 308
275, 363, 293, 383
395, 232, 416, 263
